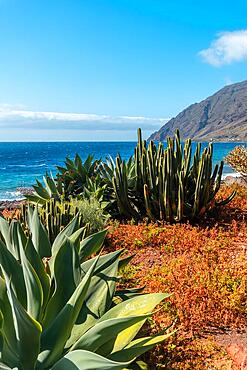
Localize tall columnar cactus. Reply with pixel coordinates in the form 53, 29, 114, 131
108, 128, 235, 222
0, 212, 174, 370
19, 200, 89, 243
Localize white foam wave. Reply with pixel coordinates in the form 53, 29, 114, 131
8, 163, 46, 168
0, 190, 25, 201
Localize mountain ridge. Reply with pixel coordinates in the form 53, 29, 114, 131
149, 80, 247, 141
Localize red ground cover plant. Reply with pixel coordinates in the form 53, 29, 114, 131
1, 208, 21, 220
107, 185, 247, 369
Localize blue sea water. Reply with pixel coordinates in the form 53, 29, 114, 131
0, 141, 245, 200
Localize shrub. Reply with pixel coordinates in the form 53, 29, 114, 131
225, 145, 247, 182
69, 196, 109, 232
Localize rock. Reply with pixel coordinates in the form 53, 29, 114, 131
16, 187, 34, 195
0, 199, 25, 211
224, 176, 247, 187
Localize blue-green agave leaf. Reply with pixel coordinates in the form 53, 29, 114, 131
51, 349, 132, 370
38, 255, 98, 369
71, 314, 151, 352
25, 238, 50, 313
19, 242, 43, 321
109, 332, 175, 362
30, 208, 51, 258
43, 237, 80, 327
79, 229, 107, 263
6, 283, 42, 370
0, 240, 26, 307
97, 293, 170, 355
66, 253, 120, 348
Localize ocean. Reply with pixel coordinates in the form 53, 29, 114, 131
0, 141, 245, 201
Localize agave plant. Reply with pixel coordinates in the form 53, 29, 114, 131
99, 156, 138, 218
26, 155, 101, 205
56, 154, 100, 198
0, 211, 173, 370
26, 173, 63, 206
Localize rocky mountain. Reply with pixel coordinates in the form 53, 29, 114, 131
149, 80, 247, 141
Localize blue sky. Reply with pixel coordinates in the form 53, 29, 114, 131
0, 0, 247, 141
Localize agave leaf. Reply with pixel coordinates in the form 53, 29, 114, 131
0, 363, 14, 370
0, 217, 12, 252
97, 293, 170, 355
25, 238, 50, 313
109, 332, 175, 362
0, 278, 18, 368
0, 239, 26, 307
30, 208, 51, 258
38, 255, 98, 369
43, 237, 80, 328
43, 174, 60, 197
118, 254, 135, 270
71, 314, 151, 352
49, 218, 83, 277
216, 190, 237, 206
16, 221, 27, 250
6, 283, 42, 370
81, 249, 123, 275
19, 241, 43, 321
68, 225, 89, 247
51, 215, 80, 257
25, 194, 47, 205
9, 220, 20, 260
66, 255, 120, 348
79, 229, 107, 263
51, 349, 132, 370
33, 183, 50, 201
1, 219, 27, 273
26, 204, 34, 227
115, 287, 145, 301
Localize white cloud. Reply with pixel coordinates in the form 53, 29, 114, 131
0, 105, 169, 132
199, 30, 247, 67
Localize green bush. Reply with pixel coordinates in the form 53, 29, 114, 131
69, 196, 109, 232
